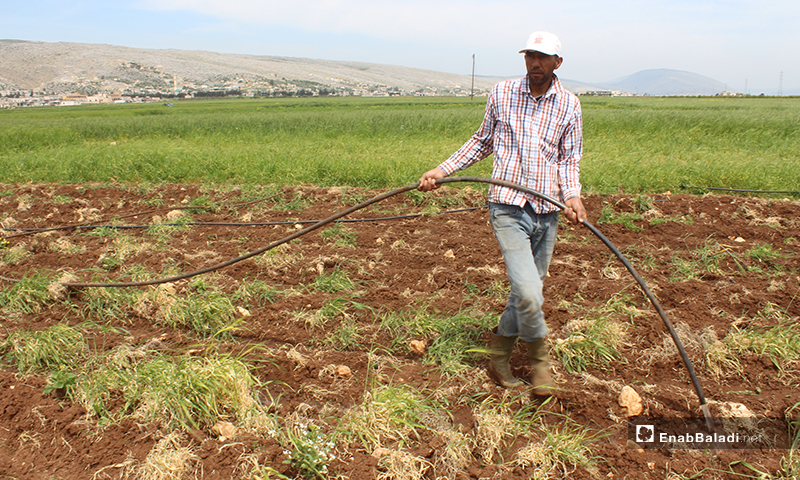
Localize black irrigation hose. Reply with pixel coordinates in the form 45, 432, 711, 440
30, 177, 710, 426
60, 183, 425, 288
444, 179, 712, 429
1, 206, 486, 233
2, 193, 285, 240
682, 184, 800, 195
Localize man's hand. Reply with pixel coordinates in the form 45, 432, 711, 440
563, 196, 586, 225
418, 167, 447, 191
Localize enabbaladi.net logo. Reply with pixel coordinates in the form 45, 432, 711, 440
635, 424, 745, 445
629, 416, 794, 450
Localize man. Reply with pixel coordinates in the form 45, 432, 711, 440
418, 31, 586, 397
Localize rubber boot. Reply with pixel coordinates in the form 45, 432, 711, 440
524, 338, 554, 397
487, 329, 523, 389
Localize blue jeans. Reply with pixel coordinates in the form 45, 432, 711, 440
489, 202, 559, 342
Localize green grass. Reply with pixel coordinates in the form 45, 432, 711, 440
597, 203, 644, 231
312, 267, 356, 293
667, 237, 792, 281
1, 96, 797, 194
323, 316, 364, 350
75, 349, 273, 430
649, 214, 694, 226
727, 317, 800, 372
1, 323, 89, 374
272, 191, 311, 211
320, 223, 357, 248
81, 284, 141, 321
283, 421, 335, 479
550, 316, 627, 373
581, 96, 800, 195
515, 417, 604, 477
132, 279, 242, 338
0, 97, 485, 188
341, 383, 439, 450
161, 288, 241, 338
0, 272, 56, 314
236, 278, 283, 307
0, 242, 28, 265
380, 308, 496, 374
783, 402, 800, 478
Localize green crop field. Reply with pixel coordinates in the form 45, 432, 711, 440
1, 95, 798, 195
2, 95, 800, 478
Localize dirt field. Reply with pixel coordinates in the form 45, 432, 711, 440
1, 183, 798, 479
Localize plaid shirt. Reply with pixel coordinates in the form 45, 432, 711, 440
439, 74, 583, 213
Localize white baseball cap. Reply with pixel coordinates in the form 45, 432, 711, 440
519, 31, 562, 56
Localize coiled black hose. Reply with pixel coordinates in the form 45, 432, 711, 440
49, 177, 710, 426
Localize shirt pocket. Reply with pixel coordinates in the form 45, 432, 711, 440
539, 120, 567, 164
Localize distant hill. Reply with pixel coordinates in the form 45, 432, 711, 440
0, 40, 732, 97
0, 39, 505, 97
563, 69, 730, 96
601, 69, 728, 96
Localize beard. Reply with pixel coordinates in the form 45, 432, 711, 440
527, 70, 553, 88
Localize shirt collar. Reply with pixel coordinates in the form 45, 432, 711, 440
519, 73, 563, 99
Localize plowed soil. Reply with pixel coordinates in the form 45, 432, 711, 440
1, 183, 798, 479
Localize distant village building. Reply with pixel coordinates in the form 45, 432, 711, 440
579, 90, 613, 97
61, 94, 88, 105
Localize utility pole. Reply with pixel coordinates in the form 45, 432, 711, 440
470, 54, 475, 100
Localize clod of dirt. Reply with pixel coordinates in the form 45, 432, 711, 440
166, 210, 186, 221
409, 340, 427, 355
287, 347, 309, 368
444, 249, 455, 259
373, 447, 391, 457
214, 421, 237, 440
336, 365, 352, 377
626, 440, 645, 453
707, 400, 759, 434
237, 306, 252, 317
76, 207, 101, 222
49, 273, 79, 301
618, 385, 644, 417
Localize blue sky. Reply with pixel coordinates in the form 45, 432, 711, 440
3, 0, 798, 94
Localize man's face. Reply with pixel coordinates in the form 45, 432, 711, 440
524, 51, 563, 91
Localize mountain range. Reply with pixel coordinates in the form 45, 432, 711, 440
0, 39, 732, 98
